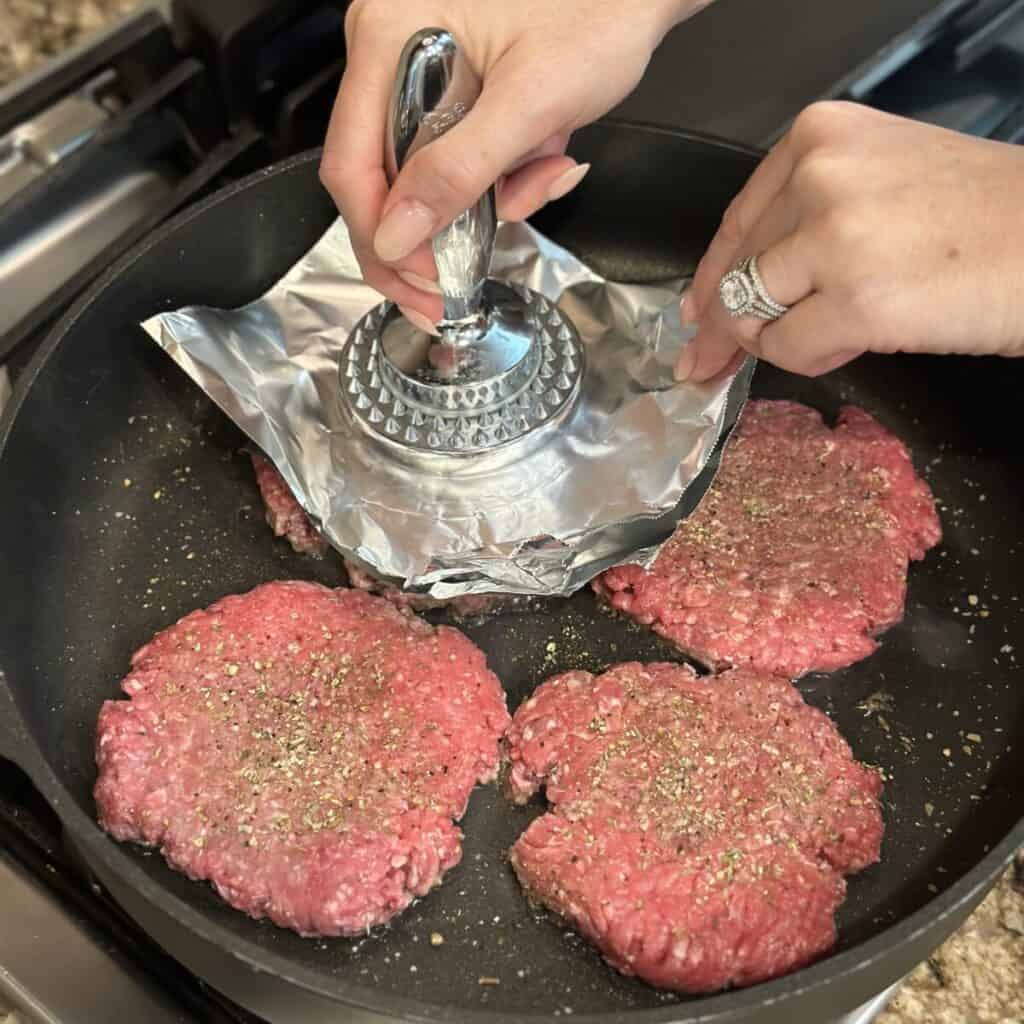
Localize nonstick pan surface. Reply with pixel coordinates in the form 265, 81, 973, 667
0, 126, 1022, 1024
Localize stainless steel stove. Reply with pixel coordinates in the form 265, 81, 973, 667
3, 0, 1024, 1020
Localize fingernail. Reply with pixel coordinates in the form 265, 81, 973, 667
400, 305, 439, 336
674, 343, 698, 382
680, 291, 698, 327
374, 200, 436, 263
546, 162, 591, 202
398, 269, 442, 294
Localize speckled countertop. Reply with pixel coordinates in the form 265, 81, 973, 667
0, 0, 140, 86
882, 865, 1023, 1024
2, 3, 1023, 1023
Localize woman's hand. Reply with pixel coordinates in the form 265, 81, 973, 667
680, 102, 1024, 381
320, 0, 705, 328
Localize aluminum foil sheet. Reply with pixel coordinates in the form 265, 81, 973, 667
142, 219, 753, 599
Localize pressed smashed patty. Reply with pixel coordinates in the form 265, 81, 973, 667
506, 662, 883, 993
596, 401, 941, 677
94, 581, 509, 936
249, 451, 505, 618
250, 452, 327, 557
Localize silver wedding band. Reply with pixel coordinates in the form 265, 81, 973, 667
718, 255, 789, 322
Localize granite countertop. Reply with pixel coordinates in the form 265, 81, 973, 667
0, 0, 139, 87
2, 3, 1023, 1022
881, 864, 1023, 1024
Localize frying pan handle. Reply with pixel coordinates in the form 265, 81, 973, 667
385, 28, 496, 328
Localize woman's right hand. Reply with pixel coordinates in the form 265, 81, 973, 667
320, 0, 707, 329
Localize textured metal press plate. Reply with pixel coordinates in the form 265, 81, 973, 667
341, 287, 583, 454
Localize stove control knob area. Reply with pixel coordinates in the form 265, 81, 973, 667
341, 28, 584, 461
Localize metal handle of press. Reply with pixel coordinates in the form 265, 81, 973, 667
385, 28, 496, 339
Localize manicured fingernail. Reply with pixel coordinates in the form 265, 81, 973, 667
374, 200, 436, 262
398, 269, 442, 294
680, 291, 698, 327
400, 305, 439, 336
674, 343, 698, 382
546, 162, 591, 202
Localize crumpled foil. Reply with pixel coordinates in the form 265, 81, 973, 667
142, 218, 752, 599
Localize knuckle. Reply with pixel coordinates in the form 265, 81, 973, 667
418, 147, 482, 209
790, 150, 843, 196
718, 198, 750, 246
527, 88, 575, 135
709, 304, 761, 352
754, 248, 791, 302
317, 158, 339, 194
733, 317, 765, 349
814, 203, 867, 251
344, 0, 375, 38
790, 100, 858, 147
358, 258, 395, 295
344, 0, 363, 37
760, 332, 815, 376
317, 157, 351, 197
345, 0, 400, 41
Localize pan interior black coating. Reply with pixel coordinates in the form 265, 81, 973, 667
0, 129, 1022, 1020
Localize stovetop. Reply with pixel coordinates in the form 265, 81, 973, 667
0, 759, 904, 1024
3, 0, 1024, 1020
0, 760, 260, 1023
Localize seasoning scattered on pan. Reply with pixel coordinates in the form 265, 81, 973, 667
94, 581, 510, 936
596, 401, 941, 677
506, 661, 884, 993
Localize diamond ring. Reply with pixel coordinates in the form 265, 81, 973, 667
718, 255, 789, 321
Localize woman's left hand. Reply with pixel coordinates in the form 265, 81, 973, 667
678, 102, 1024, 381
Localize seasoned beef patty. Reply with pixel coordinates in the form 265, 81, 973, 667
250, 452, 327, 558
95, 581, 509, 936
249, 451, 508, 619
506, 662, 883, 993
596, 401, 941, 677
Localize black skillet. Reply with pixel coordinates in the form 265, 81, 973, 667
0, 123, 1022, 1024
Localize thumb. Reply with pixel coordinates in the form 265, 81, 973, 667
372, 57, 573, 263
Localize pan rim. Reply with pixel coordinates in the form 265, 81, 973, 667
1, 130, 1022, 1023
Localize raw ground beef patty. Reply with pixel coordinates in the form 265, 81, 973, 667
596, 401, 941, 677
250, 452, 328, 558
249, 452, 503, 619
506, 662, 883, 993
94, 581, 510, 936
